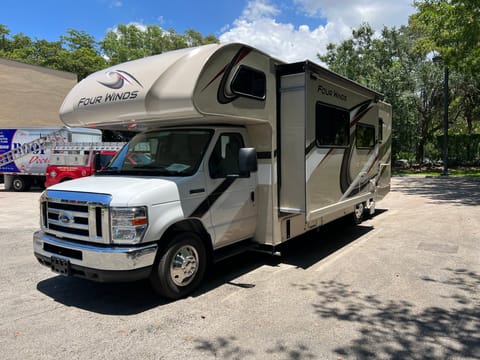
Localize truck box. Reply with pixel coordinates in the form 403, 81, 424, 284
34, 43, 391, 299
0, 127, 102, 190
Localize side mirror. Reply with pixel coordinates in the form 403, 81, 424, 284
238, 148, 257, 177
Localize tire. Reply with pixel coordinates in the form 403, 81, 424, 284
352, 202, 365, 224
150, 232, 207, 300
12, 176, 31, 192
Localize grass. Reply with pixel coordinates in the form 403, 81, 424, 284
392, 166, 480, 177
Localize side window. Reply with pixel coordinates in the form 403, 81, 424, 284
316, 102, 350, 147
378, 118, 384, 143
356, 123, 375, 149
209, 133, 245, 178
230, 65, 266, 100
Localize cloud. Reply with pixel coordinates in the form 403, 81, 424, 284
219, 0, 415, 63
110, 0, 123, 8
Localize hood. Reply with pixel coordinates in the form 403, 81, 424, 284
47, 175, 180, 207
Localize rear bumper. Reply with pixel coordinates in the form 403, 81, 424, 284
33, 230, 157, 282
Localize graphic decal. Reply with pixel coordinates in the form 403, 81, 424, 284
200, 46, 252, 104
190, 177, 236, 218
97, 70, 143, 90
339, 99, 376, 197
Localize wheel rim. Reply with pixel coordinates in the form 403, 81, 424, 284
13, 179, 22, 190
170, 245, 199, 287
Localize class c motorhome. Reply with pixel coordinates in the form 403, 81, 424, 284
33, 43, 391, 299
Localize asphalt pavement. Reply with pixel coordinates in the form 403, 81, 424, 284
0, 176, 479, 359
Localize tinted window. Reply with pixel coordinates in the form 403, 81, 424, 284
316, 102, 350, 147
356, 123, 375, 149
230, 65, 266, 100
209, 133, 245, 178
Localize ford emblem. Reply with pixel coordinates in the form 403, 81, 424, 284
58, 211, 74, 224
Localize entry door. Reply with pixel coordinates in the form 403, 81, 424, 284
206, 132, 257, 247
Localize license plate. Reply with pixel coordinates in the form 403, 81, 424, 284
50, 256, 71, 276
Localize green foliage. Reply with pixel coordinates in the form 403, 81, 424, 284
438, 134, 480, 165
410, 0, 480, 75
100, 24, 218, 66
0, 23, 218, 79
318, 17, 480, 165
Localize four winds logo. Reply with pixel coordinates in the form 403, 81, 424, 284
97, 70, 143, 90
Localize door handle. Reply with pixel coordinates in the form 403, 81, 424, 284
189, 188, 205, 194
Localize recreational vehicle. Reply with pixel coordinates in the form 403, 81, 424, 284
33, 43, 391, 299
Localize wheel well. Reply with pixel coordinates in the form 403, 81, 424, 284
159, 219, 213, 261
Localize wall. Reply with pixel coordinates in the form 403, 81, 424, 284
0, 58, 77, 127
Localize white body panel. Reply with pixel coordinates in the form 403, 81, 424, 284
34, 43, 391, 284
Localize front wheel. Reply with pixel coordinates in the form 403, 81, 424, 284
150, 232, 207, 300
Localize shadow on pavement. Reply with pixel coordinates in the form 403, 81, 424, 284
392, 176, 480, 206
36, 213, 380, 315
291, 267, 480, 359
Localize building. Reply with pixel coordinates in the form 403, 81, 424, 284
0, 58, 77, 127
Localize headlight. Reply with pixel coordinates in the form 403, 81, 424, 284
110, 206, 148, 244
50, 171, 57, 178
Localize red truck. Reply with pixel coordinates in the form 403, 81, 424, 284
45, 142, 124, 188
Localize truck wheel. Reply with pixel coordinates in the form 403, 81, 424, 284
150, 232, 207, 300
352, 202, 365, 224
12, 176, 31, 192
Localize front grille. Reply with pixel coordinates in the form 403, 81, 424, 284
41, 191, 111, 244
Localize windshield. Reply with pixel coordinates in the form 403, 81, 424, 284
101, 129, 213, 177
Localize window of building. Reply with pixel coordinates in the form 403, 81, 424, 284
315, 102, 350, 147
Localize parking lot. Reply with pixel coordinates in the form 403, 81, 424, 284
0, 176, 479, 359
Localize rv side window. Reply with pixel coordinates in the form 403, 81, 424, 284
315, 102, 350, 147
378, 118, 384, 143
209, 133, 245, 178
356, 123, 375, 149
230, 65, 266, 100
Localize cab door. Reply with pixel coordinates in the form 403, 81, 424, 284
206, 131, 257, 247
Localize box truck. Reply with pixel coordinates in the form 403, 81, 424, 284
0, 127, 102, 191
33, 43, 391, 299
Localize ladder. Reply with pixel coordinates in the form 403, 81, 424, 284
53, 142, 126, 152
0, 128, 68, 168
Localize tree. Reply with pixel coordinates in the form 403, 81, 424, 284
410, 0, 480, 75
318, 24, 447, 162
101, 24, 218, 65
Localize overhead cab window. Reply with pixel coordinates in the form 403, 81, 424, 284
315, 102, 350, 147
230, 65, 266, 100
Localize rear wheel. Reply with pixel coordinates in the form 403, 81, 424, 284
12, 176, 31, 192
150, 232, 207, 300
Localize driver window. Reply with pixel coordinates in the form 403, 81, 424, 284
209, 133, 244, 178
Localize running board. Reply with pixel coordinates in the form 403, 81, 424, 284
213, 240, 257, 263
213, 241, 280, 263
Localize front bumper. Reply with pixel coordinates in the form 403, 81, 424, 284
33, 230, 158, 282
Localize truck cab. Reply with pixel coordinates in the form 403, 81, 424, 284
34, 126, 258, 299
45, 149, 117, 188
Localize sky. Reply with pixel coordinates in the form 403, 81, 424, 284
1, 0, 416, 63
